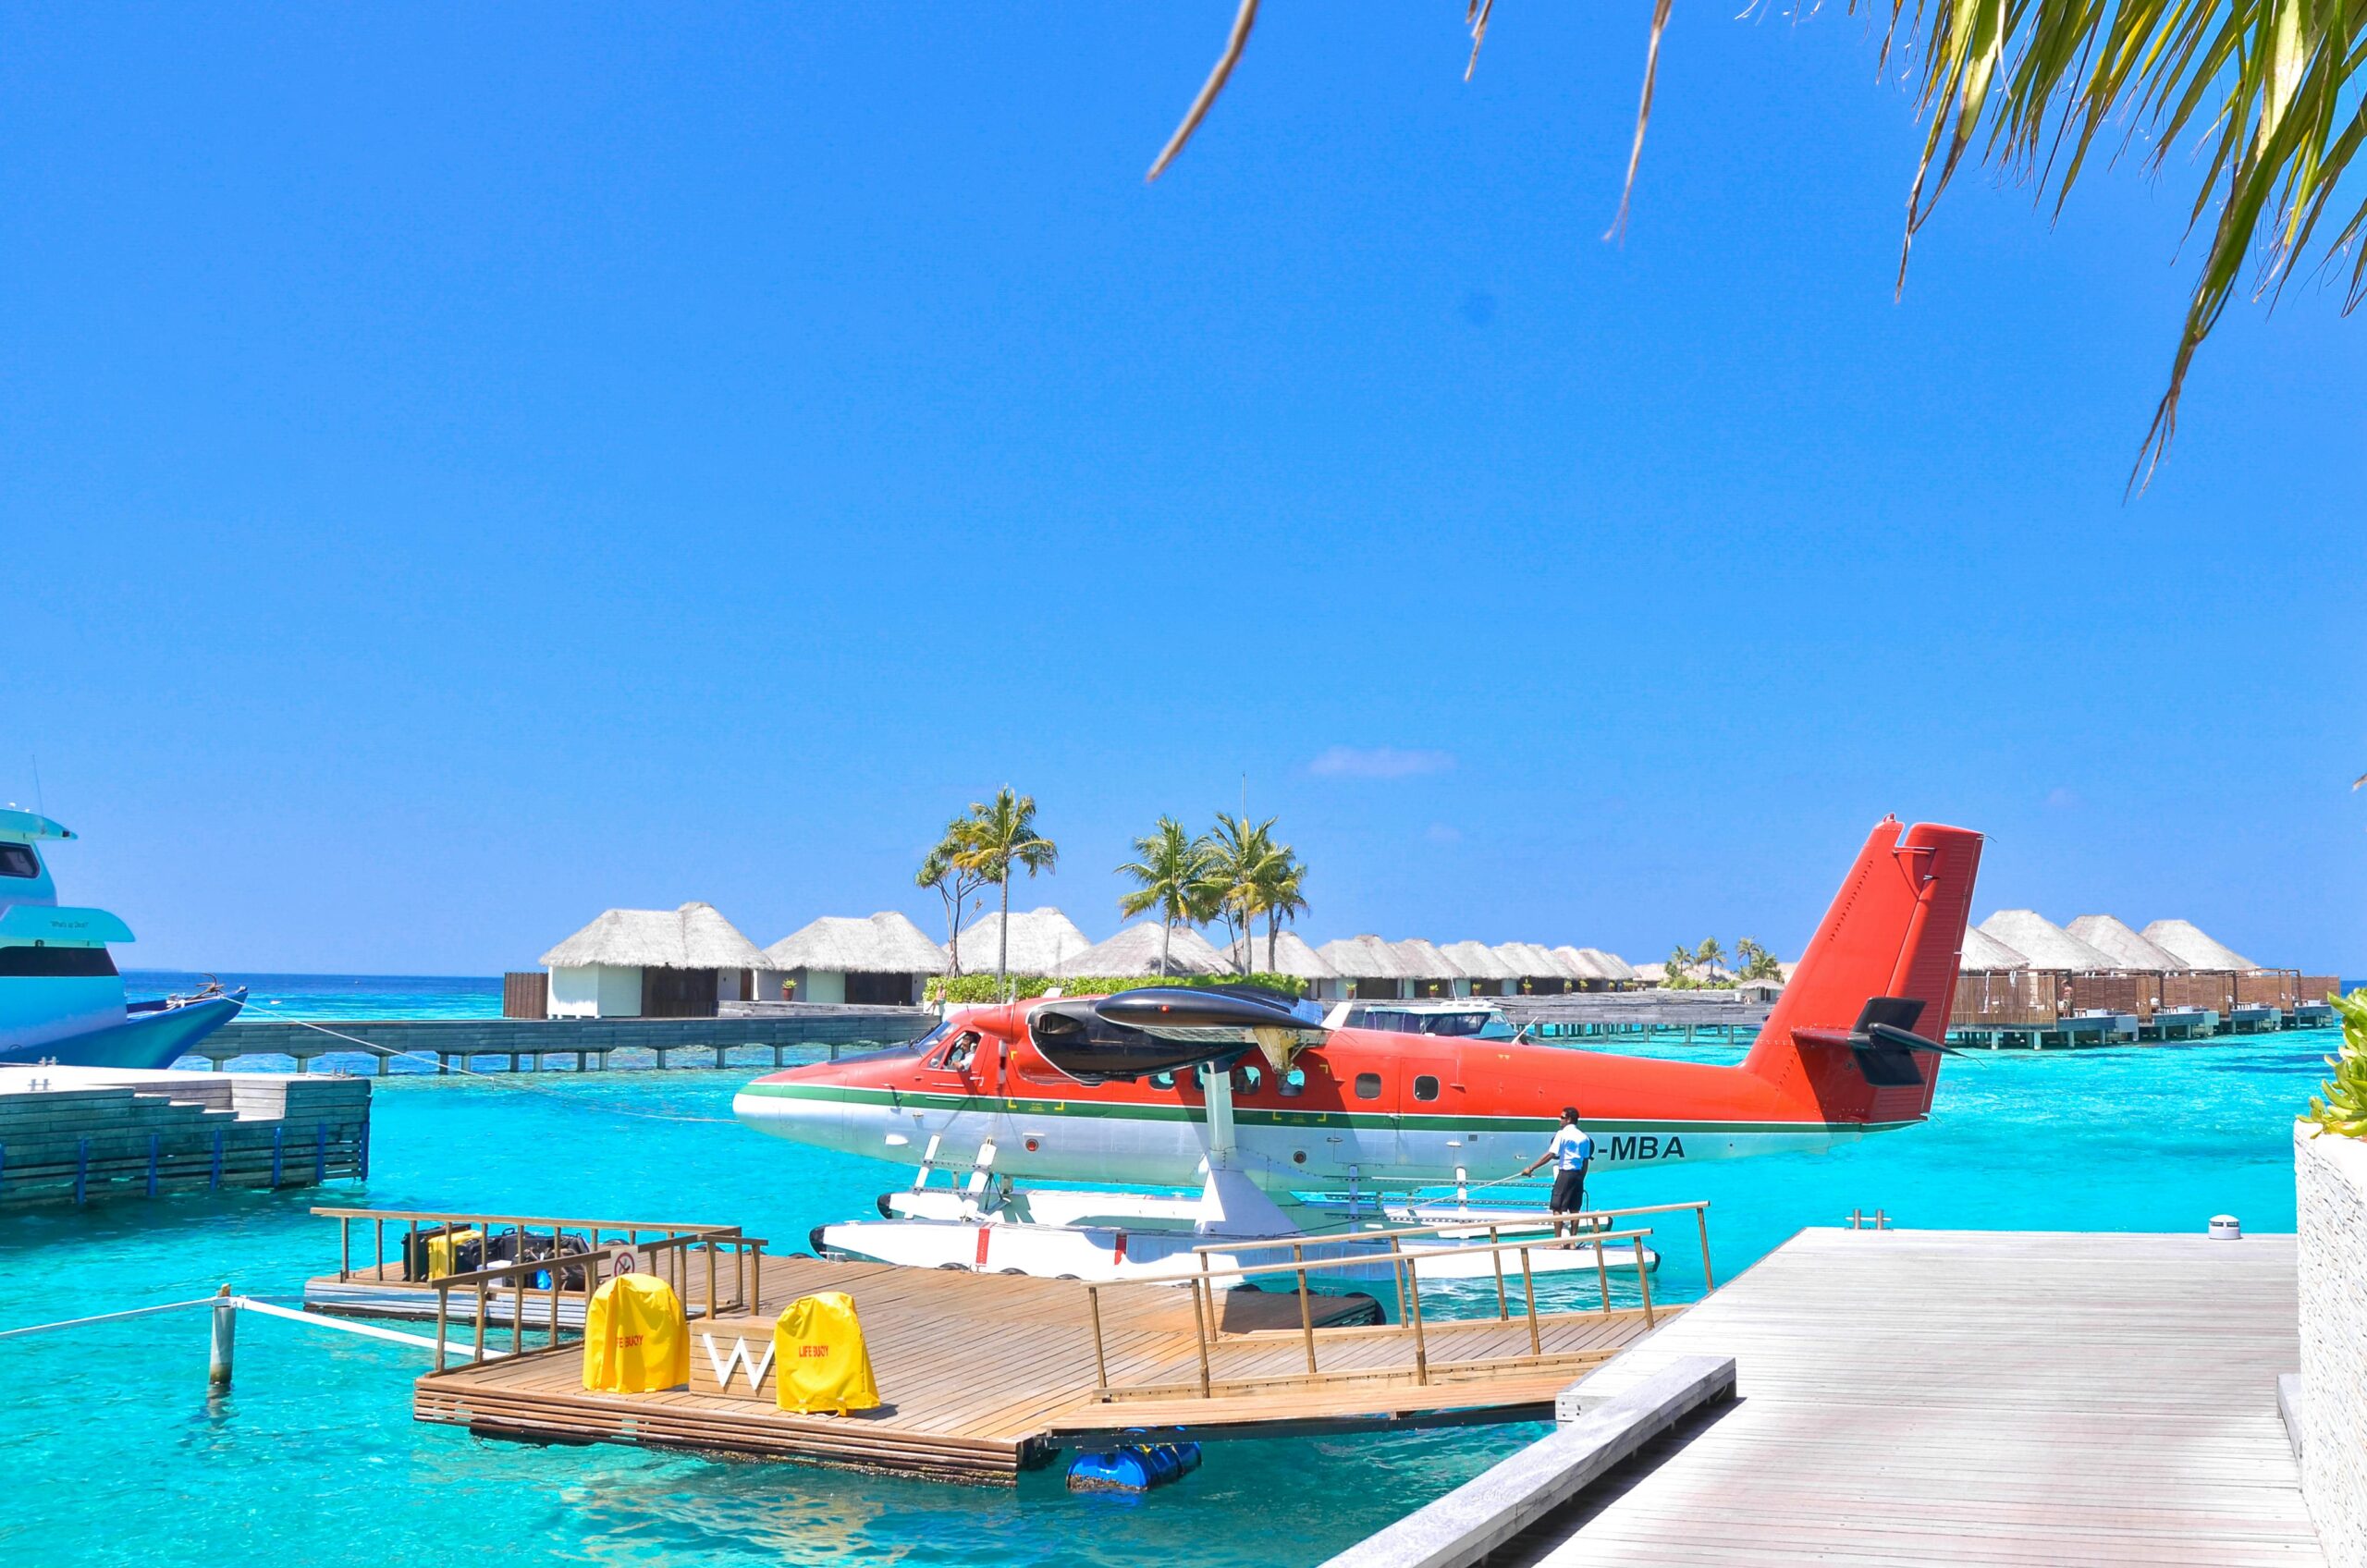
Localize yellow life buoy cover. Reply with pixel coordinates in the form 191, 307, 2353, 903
772, 1291, 880, 1415
580, 1273, 691, 1393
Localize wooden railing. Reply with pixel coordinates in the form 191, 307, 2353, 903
1085, 1203, 1709, 1403
313, 1205, 744, 1289
420, 1229, 770, 1372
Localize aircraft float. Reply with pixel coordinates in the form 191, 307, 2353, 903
735, 816, 1981, 1284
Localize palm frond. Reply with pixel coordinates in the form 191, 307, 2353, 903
1136, 0, 2367, 472
1147, 0, 1260, 182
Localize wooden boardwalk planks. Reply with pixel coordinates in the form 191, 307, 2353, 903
410, 1250, 1674, 1482
1491, 1228, 2324, 1567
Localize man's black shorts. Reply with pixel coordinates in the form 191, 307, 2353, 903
1549, 1168, 1588, 1214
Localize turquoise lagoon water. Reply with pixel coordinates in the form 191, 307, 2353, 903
0, 1006, 2345, 1566
124, 971, 502, 1021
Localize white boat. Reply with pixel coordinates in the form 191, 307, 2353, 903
0, 807, 245, 1068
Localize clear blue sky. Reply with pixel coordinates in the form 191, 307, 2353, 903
10, 5, 2362, 975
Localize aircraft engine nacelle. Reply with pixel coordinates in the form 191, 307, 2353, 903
1028, 986, 1327, 1084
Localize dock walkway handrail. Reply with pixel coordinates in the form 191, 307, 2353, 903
310, 1204, 745, 1289
1194, 1199, 1716, 1292
1087, 1222, 1670, 1404
423, 1231, 770, 1373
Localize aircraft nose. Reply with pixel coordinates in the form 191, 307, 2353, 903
732, 1079, 842, 1145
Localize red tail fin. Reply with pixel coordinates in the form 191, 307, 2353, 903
1742, 817, 1983, 1125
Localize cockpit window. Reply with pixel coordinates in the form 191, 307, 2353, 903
0, 846, 37, 879
938, 1033, 981, 1072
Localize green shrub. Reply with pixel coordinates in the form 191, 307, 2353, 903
2304, 988, 2367, 1139
926, 972, 1307, 1005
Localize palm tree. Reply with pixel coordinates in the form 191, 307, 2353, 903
1201, 813, 1273, 974
1664, 945, 1694, 987
1116, 816, 1211, 977
1147, 0, 2356, 472
952, 787, 1059, 997
1734, 937, 1784, 982
1249, 846, 1307, 974
1693, 937, 1726, 983
916, 811, 988, 975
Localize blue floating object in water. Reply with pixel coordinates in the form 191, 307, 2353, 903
1171, 1440, 1203, 1474
1065, 1449, 1157, 1492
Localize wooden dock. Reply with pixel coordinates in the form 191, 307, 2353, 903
309, 1204, 1684, 1483
409, 1253, 1671, 1481
1420, 1228, 2321, 1567
0, 1065, 367, 1208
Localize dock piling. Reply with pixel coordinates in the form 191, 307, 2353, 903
208, 1285, 236, 1390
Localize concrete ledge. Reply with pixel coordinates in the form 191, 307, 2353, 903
2278, 1372, 2304, 1462
1319, 1354, 1736, 1568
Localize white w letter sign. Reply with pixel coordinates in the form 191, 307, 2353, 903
700, 1333, 775, 1392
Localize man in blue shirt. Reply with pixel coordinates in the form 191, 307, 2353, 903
1518, 1106, 1594, 1232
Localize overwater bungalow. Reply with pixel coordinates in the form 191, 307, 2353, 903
1245, 930, 1343, 998
1554, 947, 1637, 991
948, 907, 1092, 977
1493, 942, 1574, 995
1056, 922, 1234, 979
1980, 910, 2140, 1021
540, 901, 771, 1019
2140, 918, 2258, 972
1389, 938, 1462, 999
1318, 936, 1411, 1000
1438, 940, 1517, 997
761, 912, 947, 1007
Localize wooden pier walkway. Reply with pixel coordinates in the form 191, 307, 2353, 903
0, 1065, 366, 1208
195, 1008, 933, 1075
382, 1245, 1674, 1482
1461, 1228, 2321, 1566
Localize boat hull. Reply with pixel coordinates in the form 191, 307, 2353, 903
0, 991, 247, 1071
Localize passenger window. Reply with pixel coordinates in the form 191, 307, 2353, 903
1149, 1071, 1177, 1090
1232, 1063, 1264, 1096
1354, 1072, 1382, 1101
0, 846, 35, 878
1414, 1074, 1441, 1102
1280, 1069, 1306, 1098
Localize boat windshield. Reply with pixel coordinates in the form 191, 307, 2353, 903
1358, 1008, 1500, 1038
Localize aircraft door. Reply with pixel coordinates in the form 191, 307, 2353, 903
1392, 1042, 1464, 1180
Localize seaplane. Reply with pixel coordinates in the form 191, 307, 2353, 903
735, 817, 1981, 1287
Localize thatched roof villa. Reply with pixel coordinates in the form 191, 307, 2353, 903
1977, 911, 2118, 973
1555, 947, 1638, 990
763, 912, 946, 1007
2065, 915, 2188, 974
949, 907, 1092, 977
540, 901, 771, 1019
1438, 940, 1518, 997
1318, 937, 1410, 1001
2140, 919, 2259, 973
1493, 942, 1574, 994
1390, 938, 1462, 998
1957, 927, 2030, 971
1058, 922, 1236, 979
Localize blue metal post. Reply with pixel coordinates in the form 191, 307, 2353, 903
74, 1137, 89, 1206
210, 1129, 223, 1190
270, 1124, 284, 1187
358, 1121, 370, 1182
147, 1133, 160, 1198
313, 1121, 326, 1185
